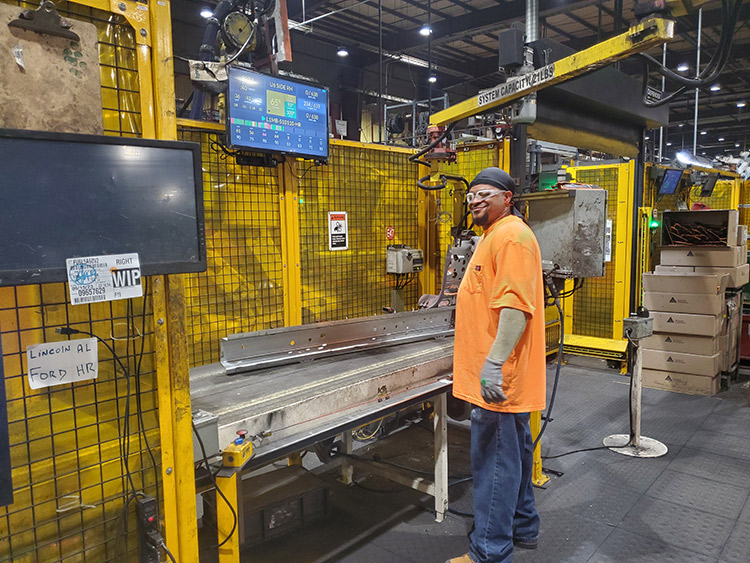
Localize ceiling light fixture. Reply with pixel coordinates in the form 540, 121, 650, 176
677, 63, 689, 72
666, 141, 672, 146
644, 135, 650, 140
428, 74, 437, 83
710, 84, 720, 92
337, 46, 349, 57
420, 24, 432, 36
200, 7, 213, 18
738, 101, 747, 108
736, 143, 741, 147
700, 131, 707, 135
679, 123, 684, 127
718, 137, 725, 142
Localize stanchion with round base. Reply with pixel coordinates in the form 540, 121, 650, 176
603, 313, 668, 459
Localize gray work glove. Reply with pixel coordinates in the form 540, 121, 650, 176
480, 357, 507, 403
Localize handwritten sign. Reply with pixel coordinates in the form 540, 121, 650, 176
26, 338, 98, 389
66, 253, 143, 305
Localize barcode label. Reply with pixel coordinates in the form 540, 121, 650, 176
72, 294, 107, 305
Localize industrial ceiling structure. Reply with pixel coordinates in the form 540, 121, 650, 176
175, 0, 750, 158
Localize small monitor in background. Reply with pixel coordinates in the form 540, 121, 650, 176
658, 168, 683, 195
700, 174, 719, 197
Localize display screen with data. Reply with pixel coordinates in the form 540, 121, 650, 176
227, 66, 329, 160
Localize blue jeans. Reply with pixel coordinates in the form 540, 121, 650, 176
469, 408, 540, 563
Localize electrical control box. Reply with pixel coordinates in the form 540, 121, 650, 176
522, 187, 608, 278
192, 409, 219, 463
386, 246, 424, 274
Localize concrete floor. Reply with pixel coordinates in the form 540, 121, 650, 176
222, 363, 750, 563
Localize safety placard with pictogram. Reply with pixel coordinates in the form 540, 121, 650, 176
328, 211, 349, 251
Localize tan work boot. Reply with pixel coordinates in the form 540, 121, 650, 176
445, 555, 473, 563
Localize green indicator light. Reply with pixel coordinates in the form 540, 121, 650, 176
649, 219, 660, 228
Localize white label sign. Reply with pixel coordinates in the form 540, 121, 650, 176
26, 338, 98, 389
477, 63, 556, 108
66, 253, 143, 305
335, 119, 348, 136
604, 218, 613, 263
328, 211, 348, 251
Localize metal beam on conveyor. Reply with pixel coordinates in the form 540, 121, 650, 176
429, 17, 674, 126
191, 338, 454, 461
191, 335, 455, 550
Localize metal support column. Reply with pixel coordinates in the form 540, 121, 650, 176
279, 160, 303, 326
149, 0, 200, 557
215, 470, 241, 563
613, 161, 635, 340
526, 0, 539, 42
340, 431, 354, 485
433, 393, 448, 522
693, 8, 702, 155
604, 318, 668, 457
530, 411, 549, 486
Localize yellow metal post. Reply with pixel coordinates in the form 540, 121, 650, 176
216, 470, 241, 563
613, 161, 635, 338
530, 411, 549, 486
149, 0, 199, 560
430, 18, 674, 126
418, 162, 439, 296
279, 160, 303, 326
731, 177, 741, 209
636, 206, 654, 308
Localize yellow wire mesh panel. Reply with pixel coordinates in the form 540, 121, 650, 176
646, 170, 735, 213
297, 143, 420, 322
1, 2, 158, 561
569, 166, 621, 338
742, 181, 750, 246
178, 128, 284, 366
432, 143, 499, 288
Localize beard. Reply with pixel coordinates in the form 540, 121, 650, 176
471, 208, 489, 226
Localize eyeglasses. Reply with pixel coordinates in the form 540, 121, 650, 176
466, 189, 504, 204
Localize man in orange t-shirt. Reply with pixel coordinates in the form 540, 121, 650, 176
447, 167, 546, 563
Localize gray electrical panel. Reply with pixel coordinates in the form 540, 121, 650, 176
523, 188, 608, 278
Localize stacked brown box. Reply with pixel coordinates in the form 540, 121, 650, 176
642, 213, 748, 395
642, 272, 727, 395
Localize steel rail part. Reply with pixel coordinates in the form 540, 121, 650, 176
221, 308, 454, 374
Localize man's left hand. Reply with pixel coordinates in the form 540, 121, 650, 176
480, 358, 507, 403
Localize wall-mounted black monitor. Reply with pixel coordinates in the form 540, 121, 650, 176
0, 129, 206, 286
700, 174, 719, 197
658, 168, 683, 195
226, 65, 329, 161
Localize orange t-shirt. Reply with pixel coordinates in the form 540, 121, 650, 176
453, 215, 547, 413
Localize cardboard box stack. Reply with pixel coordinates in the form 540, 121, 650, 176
641, 210, 747, 396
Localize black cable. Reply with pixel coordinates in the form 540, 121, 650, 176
192, 420, 238, 549
639, 0, 743, 106
339, 452, 471, 481
160, 542, 178, 563
409, 121, 457, 168
114, 491, 145, 562
542, 445, 623, 459
354, 481, 408, 494
533, 279, 565, 449
56, 326, 137, 494
130, 279, 161, 520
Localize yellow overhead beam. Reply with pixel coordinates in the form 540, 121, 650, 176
430, 17, 674, 127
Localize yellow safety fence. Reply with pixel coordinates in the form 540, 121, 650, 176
1, 0, 197, 561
